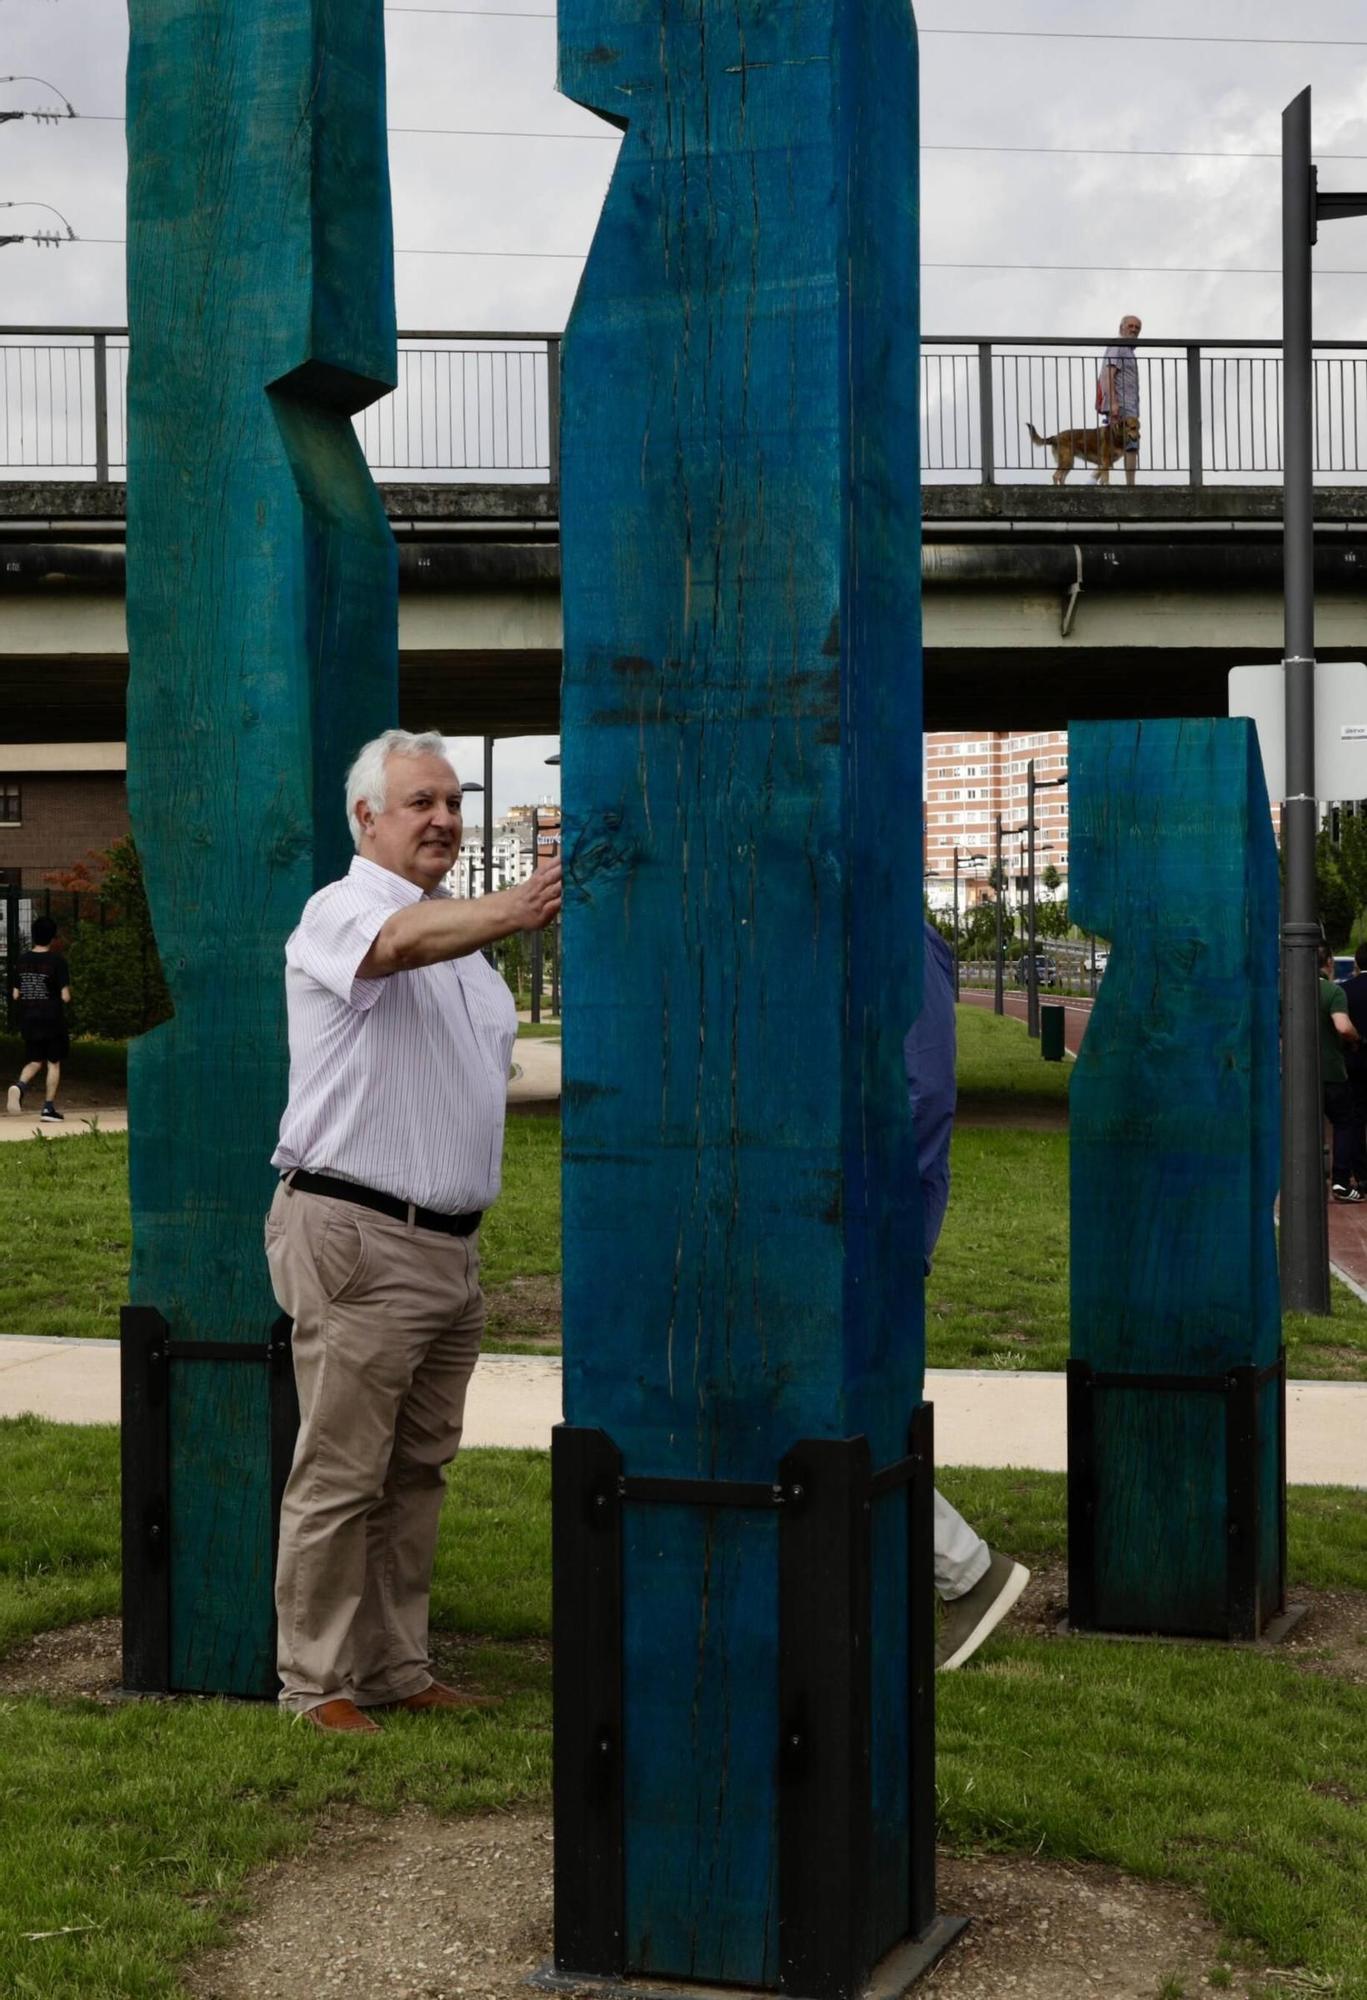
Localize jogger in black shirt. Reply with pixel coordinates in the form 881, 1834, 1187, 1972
7, 916, 72, 1122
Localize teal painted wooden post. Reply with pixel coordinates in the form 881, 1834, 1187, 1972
123, 0, 397, 1696
553, 2, 956, 1993
1068, 719, 1285, 1640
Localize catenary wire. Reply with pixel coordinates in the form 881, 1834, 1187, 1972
59, 238, 1367, 273
54, 119, 1367, 165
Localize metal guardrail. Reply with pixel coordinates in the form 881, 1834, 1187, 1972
4, 328, 1367, 487
0, 327, 560, 484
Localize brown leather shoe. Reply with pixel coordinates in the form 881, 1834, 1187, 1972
298, 1697, 382, 1734
385, 1679, 498, 1714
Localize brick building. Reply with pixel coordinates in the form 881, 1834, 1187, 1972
923, 729, 1070, 915
0, 745, 130, 889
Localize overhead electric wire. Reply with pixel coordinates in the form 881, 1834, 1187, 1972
56, 117, 1367, 166
378, 8, 1367, 49
53, 236, 1367, 275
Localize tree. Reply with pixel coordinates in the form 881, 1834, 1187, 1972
44, 837, 173, 1038
1041, 863, 1062, 896
1315, 827, 1357, 950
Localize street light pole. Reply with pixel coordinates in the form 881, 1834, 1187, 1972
993, 813, 1004, 1016
1026, 761, 1039, 1038
1279, 89, 1367, 1312
529, 804, 542, 1025
952, 847, 961, 999
482, 735, 495, 897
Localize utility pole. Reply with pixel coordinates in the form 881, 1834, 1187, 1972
530, 804, 542, 1024
1026, 758, 1068, 1039
1280, 89, 1367, 1313
993, 813, 1005, 1016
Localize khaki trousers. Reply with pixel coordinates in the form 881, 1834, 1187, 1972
265, 1180, 484, 1712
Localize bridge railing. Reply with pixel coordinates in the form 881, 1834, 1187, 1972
4, 328, 1367, 488
0, 328, 560, 485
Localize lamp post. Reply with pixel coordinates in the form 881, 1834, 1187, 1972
545, 750, 561, 1020
482, 736, 495, 897
1279, 88, 1367, 1314
529, 804, 542, 1023
457, 779, 484, 899
1025, 758, 1068, 1039
952, 847, 988, 1000
994, 815, 1028, 1016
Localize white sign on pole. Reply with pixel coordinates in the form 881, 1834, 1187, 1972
1228, 661, 1367, 801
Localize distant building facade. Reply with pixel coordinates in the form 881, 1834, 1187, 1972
447, 801, 561, 898
923, 730, 1069, 914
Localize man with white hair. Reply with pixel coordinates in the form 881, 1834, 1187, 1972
267, 728, 562, 1733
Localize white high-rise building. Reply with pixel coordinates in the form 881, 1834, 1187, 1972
923, 730, 1070, 915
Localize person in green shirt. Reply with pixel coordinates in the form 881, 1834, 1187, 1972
1320, 942, 1362, 1200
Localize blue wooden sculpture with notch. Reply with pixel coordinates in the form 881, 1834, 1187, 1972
1068, 718, 1285, 1641
121, 0, 398, 1697
552, 0, 962, 1992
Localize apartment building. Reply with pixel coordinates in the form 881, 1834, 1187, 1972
923, 730, 1069, 913
447, 802, 562, 898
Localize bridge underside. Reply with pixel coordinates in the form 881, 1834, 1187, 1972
5, 482, 1367, 742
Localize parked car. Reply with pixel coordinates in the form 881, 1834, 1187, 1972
1013, 953, 1059, 989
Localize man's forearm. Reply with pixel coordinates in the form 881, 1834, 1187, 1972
363, 891, 529, 975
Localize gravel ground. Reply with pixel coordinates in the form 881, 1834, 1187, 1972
179, 1806, 1263, 2000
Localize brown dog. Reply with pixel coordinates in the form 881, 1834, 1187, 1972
1026, 419, 1124, 485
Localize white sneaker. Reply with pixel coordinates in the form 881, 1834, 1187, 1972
6, 1084, 25, 1116
936, 1552, 1031, 1671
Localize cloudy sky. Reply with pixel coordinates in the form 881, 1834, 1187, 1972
4, 0, 1367, 804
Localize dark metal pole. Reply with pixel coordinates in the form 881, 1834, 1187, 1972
1026, 760, 1039, 1039
1281, 87, 1331, 1314
952, 848, 961, 1000
530, 805, 543, 1025
483, 735, 495, 897
993, 813, 1004, 1017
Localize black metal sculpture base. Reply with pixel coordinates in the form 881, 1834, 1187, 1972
120, 1305, 299, 1696
532, 1918, 970, 2000
552, 1407, 964, 1999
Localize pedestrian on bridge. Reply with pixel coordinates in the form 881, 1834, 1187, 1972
1099, 312, 1143, 488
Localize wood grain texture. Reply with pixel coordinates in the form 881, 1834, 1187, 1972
1069, 719, 1282, 1636
125, 0, 397, 1695
557, 0, 922, 1980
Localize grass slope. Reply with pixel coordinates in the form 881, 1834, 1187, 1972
1, 1424, 1365, 1998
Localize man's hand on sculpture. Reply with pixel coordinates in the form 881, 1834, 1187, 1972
506, 857, 563, 933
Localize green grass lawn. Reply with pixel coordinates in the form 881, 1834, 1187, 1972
953, 1003, 1071, 1115
0, 1121, 561, 1341
7, 1014, 1367, 1382
0, 1034, 129, 1091
1, 1419, 1364, 1999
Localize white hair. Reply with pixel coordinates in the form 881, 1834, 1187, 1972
345, 729, 453, 849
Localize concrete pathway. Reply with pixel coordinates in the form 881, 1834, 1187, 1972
0, 1038, 562, 1144
2, 1339, 1361, 1485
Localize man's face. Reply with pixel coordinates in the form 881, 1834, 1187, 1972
357, 752, 464, 890
1120, 316, 1142, 342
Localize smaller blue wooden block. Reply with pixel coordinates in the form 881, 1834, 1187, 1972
1069, 719, 1282, 1636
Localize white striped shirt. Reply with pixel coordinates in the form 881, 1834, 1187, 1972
271, 856, 518, 1213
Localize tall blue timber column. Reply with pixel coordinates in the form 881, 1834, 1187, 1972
122, 0, 397, 1696
1068, 719, 1285, 1643
552, 2, 958, 1993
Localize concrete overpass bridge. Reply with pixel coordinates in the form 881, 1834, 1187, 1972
4, 327, 1367, 746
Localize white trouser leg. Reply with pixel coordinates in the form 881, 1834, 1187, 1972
934, 1489, 991, 1601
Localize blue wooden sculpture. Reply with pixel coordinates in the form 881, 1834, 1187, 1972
1068, 719, 1284, 1640
553, 2, 959, 1992
121, 0, 397, 1696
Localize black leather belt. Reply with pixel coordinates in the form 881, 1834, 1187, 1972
285, 1169, 482, 1237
